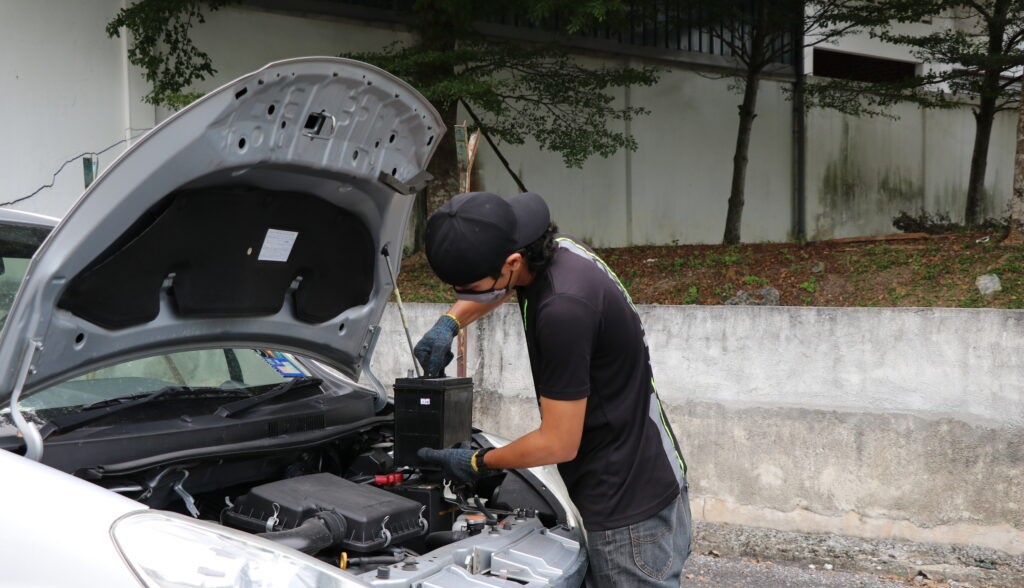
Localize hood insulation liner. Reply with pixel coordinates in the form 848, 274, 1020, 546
58, 185, 374, 329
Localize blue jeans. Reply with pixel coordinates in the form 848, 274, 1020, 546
584, 482, 692, 587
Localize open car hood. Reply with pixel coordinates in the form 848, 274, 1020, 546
0, 58, 444, 402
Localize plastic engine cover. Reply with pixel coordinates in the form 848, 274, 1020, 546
224, 473, 426, 552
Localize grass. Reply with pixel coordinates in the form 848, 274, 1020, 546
396, 231, 1024, 308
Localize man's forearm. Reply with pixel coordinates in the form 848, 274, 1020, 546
446, 295, 512, 327
482, 397, 586, 470
482, 428, 577, 470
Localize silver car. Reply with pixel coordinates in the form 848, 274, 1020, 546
0, 58, 585, 587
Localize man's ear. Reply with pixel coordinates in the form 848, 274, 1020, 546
505, 252, 524, 271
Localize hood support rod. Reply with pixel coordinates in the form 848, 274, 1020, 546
362, 325, 389, 411
381, 245, 421, 378
9, 340, 44, 462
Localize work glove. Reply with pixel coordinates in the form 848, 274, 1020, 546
414, 314, 459, 377
417, 447, 493, 483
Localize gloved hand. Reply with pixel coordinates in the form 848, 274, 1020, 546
414, 314, 459, 377
417, 447, 493, 483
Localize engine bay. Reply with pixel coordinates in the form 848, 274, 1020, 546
90, 426, 582, 586
25, 375, 586, 586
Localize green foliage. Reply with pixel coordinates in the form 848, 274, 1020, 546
713, 283, 735, 300
106, 0, 233, 106
707, 249, 745, 267
681, 285, 700, 304
742, 275, 769, 287
514, 0, 631, 33
798, 277, 817, 293
346, 42, 658, 167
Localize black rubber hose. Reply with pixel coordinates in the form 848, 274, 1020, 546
347, 554, 405, 567
424, 530, 470, 550
258, 511, 347, 555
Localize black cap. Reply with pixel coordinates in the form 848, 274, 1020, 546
424, 192, 550, 286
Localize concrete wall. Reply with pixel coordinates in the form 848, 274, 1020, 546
806, 102, 1017, 240
364, 302, 1024, 555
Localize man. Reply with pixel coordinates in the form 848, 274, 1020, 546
414, 191, 690, 586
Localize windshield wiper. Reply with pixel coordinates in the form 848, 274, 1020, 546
40, 386, 192, 439
215, 377, 322, 418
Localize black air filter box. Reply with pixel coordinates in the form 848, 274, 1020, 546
393, 377, 473, 469
223, 473, 426, 552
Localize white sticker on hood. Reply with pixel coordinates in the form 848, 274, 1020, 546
258, 229, 298, 262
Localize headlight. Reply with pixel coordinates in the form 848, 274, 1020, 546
112, 511, 366, 588
479, 432, 585, 535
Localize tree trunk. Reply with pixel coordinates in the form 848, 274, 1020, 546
965, 95, 998, 226
965, 1, 1009, 227
407, 1, 459, 253
723, 69, 762, 245
1007, 82, 1024, 244
414, 100, 459, 253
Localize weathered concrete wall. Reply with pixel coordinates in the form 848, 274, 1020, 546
806, 103, 1017, 240
364, 303, 1024, 555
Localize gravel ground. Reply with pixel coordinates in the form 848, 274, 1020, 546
690, 521, 1024, 588
680, 554, 917, 587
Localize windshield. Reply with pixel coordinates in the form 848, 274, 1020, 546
18, 349, 311, 412
0, 219, 313, 414
0, 223, 50, 332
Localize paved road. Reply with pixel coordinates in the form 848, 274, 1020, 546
679, 555, 922, 588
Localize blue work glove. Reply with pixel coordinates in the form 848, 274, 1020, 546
417, 447, 493, 483
414, 314, 460, 377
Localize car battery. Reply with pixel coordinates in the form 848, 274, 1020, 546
393, 376, 473, 469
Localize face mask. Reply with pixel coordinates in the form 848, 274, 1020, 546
454, 288, 509, 304
454, 267, 514, 304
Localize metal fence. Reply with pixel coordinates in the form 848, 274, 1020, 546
340, 0, 793, 65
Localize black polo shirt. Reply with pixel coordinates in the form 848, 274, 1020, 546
515, 235, 687, 531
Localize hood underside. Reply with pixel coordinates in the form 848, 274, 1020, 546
0, 58, 445, 401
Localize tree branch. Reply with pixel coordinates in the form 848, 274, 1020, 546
459, 98, 528, 193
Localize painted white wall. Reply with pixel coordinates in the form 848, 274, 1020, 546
0, 0, 138, 218
0, 2, 1016, 243
461, 59, 795, 246
183, 5, 415, 102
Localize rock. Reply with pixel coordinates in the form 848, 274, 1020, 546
725, 287, 781, 306
975, 274, 1001, 296
811, 262, 825, 273
824, 563, 834, 570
